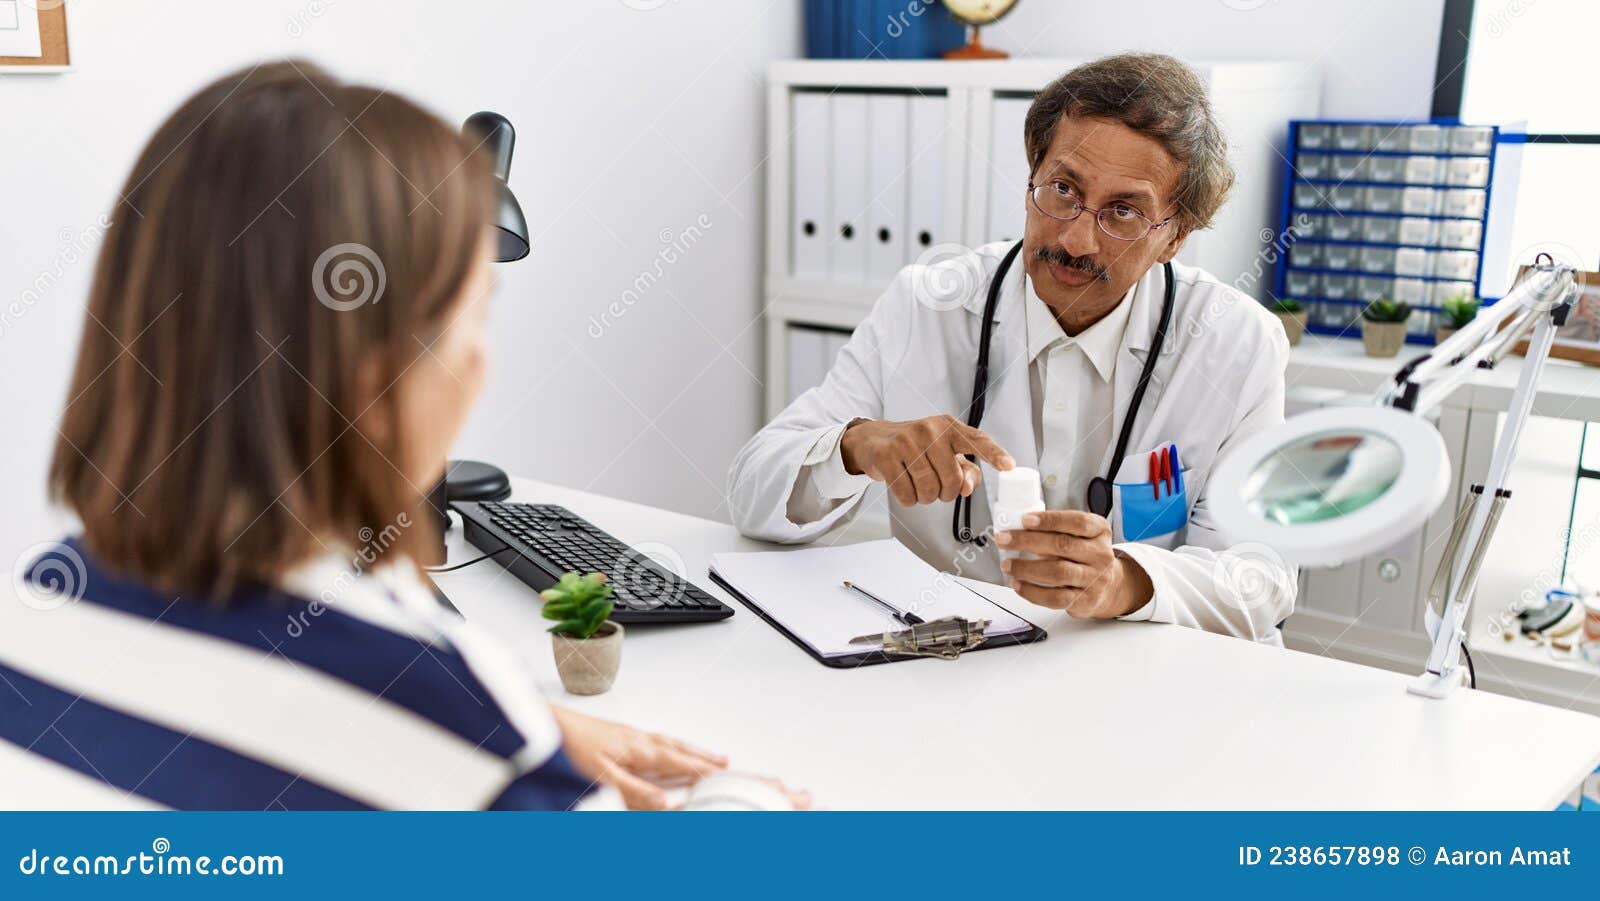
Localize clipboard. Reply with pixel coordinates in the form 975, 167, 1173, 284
709, 572, 1045, 668
707, 540, 1043, 665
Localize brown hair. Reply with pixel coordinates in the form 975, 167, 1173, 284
50, 61, 494, 599
1025, 53, 1235, 232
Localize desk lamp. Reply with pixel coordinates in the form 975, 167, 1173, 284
1210, 257, 1580, 699
463, 111, 530, 263
423, 112, 530, 565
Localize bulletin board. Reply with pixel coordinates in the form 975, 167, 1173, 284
0, 1, 71, 71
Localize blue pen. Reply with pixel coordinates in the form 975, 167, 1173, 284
1169, 444, 1183, 494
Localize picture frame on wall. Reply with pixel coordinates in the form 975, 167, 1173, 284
0, 0, 71, 73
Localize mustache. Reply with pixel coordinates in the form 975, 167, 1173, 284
1034, 246, 1111, 282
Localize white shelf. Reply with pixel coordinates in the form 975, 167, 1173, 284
1477, 631, 1600, 677
765, 275, 885, 311
767, 298, 872, 334
1468, 635, 1600, 715
763, 57, 1322, 419
768, 58, 1321, 94
1287, 332, 1600, 421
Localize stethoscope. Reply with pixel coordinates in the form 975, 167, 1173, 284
952, 240, 1177, 545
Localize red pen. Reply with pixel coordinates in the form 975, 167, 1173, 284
1160, 446, 1172, 497
1149, 451, 1161, 499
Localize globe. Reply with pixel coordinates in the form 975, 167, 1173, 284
941, 0, 1019, 59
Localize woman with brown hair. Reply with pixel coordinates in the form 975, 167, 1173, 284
0, 62, 801, 811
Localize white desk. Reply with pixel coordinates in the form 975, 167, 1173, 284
435, 478, 1600, 810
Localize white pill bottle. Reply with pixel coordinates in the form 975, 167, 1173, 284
990, 467, 1045, 558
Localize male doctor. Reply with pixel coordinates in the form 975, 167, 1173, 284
728, 53, 1295, 643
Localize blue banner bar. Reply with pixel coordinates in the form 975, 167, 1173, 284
1, 812, 1596, 898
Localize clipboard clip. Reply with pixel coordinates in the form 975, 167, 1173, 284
848, 616, 991, 660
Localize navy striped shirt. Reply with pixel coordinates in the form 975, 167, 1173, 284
0, 539, 595, 810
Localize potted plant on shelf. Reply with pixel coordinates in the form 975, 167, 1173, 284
541, 572, 623, 696
1360, 297, 1412, 358
1436, 294, 1478, 345
1269, 297, 1307, 346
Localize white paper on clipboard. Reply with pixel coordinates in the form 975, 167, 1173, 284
709, 539, 1036, 658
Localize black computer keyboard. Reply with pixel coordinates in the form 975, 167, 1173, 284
454, 501, 733, 624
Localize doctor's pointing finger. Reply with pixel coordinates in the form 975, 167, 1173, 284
838, 415, 1016, 506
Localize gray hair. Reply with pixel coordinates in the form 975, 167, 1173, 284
1024, 53, 1235, 233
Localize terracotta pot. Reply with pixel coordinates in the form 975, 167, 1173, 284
1436, 325, 1459, 345
1275, 310, 1307, 346
551, 621, 623, 695
1361, 320, 1408, 358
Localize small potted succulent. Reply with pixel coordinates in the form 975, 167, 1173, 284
541, 572, 623, 695
1360, 297, 1412, 358
1269, 297, 1307, 346
1436, 294, 1478, 345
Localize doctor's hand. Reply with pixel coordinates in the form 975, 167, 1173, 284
996, 511, 1155, 619
839, 415, 1015, 506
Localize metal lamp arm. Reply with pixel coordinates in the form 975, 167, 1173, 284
1382, 263, 1576, 414
1392, 260, 1577, 698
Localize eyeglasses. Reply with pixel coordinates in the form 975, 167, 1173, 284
1027, 181, 1174, 242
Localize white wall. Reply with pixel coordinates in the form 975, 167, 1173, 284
0, 0, 1452, 578
0, 0, 797, 570
990, 0, 1446, 118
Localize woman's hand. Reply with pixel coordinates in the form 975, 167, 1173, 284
551, 706, 728, 810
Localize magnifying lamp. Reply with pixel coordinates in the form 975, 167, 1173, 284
1211, 406, 1449, 567
1212, 257, 1580, 698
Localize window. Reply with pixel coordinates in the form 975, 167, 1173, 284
1562, 424, 1600, 590
1436, 3, 1600, 614
1435, 0, 1600, 286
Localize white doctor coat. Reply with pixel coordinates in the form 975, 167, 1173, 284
728, 242, 1296, 642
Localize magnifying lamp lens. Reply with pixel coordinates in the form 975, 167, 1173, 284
1244, 430, 1403, 525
